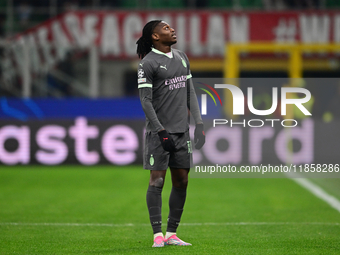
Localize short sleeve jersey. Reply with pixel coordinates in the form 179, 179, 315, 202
138, 48, 192, 133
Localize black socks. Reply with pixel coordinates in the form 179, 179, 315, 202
146, 185, 163, 234
167, 186, 187, 233
147, 185, 187, 234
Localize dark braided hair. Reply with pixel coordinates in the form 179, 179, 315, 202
136, 20, 162, 59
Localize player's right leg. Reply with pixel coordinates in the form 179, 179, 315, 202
148, 170, 166, 247
144, 131, 170, 247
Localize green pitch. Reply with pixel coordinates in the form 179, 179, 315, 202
0, 165, 339, 255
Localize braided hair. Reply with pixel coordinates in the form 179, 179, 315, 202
136, 20, 162, 59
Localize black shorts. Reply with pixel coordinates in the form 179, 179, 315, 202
143, 130, 193, 170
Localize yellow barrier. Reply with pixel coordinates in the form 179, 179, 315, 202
225, 43, 340, 79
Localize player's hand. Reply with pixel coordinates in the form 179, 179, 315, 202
158, 130, 177, 152
194, 123, 205, 149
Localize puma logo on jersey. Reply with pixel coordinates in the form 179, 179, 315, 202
160, 65, 167, 70
139, 63, 143, 67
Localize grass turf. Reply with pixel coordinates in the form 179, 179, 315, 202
0, 165, 339, 254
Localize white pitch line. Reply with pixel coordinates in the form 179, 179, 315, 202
0, 222, 339, 227
0, 222, 148, 227
292, 178, 340, 213
181, 222, 339, 226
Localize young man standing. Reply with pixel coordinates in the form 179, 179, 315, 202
136, 20, 205, 248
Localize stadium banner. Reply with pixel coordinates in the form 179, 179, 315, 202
0, 118, 339, 169
8, 10, 340, 61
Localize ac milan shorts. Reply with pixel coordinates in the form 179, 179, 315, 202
143, 130, 193, 170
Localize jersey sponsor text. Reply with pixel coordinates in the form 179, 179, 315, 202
165, 75, 187, 90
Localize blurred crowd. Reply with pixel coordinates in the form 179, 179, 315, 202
4, 0, 338, 35
11, 0, 340, 11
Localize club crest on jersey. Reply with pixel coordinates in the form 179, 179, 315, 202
138, 69, 144, 78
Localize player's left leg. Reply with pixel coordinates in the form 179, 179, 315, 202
164, 167, 192, 246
